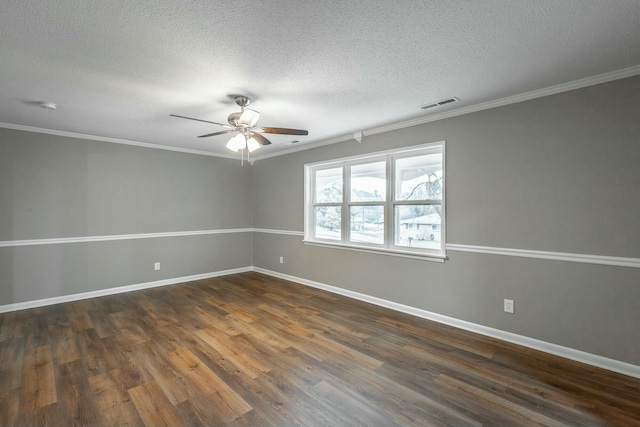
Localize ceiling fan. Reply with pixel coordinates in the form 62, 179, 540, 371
171, 96, 308, 154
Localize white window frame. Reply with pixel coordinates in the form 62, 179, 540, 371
304, 141, 446, 261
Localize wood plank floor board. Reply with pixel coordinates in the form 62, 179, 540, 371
319, 352, 478, 427
238, 319, 290, 351
0, 337, 25, 394
262, 345, 326, 390
419, 346, 601, 415
0, 388, 20, 427
171, 399, 209, 427
194, 343, 320, 427
128, 381, 183, 426
241, 372, 319, 427
503, 385, 616, 427
132, 341, 191, 406
0, 312, 17, 343
0, 310, 33, 342
48, 323, 80, 366
166, 347, 252, 421
195, 328, 270, 380
309, 379, 401, 427
378, 342, 606, 426
1, 271, 639, 426
86, 307, 119, 340
435, 373, 570, 427
87, 371, 145, 426
77, 328, 118, 377
53, 360, 99, 427
373, 315, 488, 357
188, 335, 247, 383
307, 331, 479, 426
489, 347, 640, 413
19, 344, 57, 413
102, 336, 151, 391
257, 368, 365, 427
64, 302, 94, 333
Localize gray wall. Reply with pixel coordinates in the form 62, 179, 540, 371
0, 128, 253, 304
1, 76, 638, 366
252, 76, 640, 365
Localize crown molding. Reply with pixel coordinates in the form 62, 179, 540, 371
0, 122, 236, 159
3, 64, 639, 163
252, 65, 640, 162
360, 65, 640, 138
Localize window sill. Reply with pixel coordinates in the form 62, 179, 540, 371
302, 240, 447, 262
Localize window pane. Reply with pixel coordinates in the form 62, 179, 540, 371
315, 167, 343, 203
350, 161, 386, 202
394, 205, 441, 250
349, 206, 384, 244
395, 154, 442, 201
314, 206, 341, 240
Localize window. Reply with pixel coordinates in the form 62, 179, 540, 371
304, 141, 445, 260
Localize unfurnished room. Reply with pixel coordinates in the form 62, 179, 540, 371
1, 1, 639, 426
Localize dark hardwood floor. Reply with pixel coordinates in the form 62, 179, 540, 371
0, 271, 638, 426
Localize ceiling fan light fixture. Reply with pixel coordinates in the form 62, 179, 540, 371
226, 133, 246, 152
247, 136, 260, 152
225, 139, 239, 152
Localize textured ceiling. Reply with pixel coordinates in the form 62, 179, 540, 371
1, 0, 639, 158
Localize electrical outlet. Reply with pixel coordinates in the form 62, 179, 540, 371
154, 262, 160, 271
504, 299, 514, 313
279, 256, 284, 264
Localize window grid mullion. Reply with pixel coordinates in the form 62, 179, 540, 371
348, 201, 387, 207
312, 205, 342, 211
386, 155, 394, 248
392, 200, 442, 206
343, 163, 349, 243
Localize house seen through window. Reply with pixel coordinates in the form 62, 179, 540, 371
304, 142, 445, 259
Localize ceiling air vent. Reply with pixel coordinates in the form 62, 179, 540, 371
419, 97, 459, 110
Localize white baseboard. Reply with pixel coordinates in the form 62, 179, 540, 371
253, 267, 640, 380
0, 266, 252, 314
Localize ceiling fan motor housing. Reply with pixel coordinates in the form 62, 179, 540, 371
228, 112, 242, 126
228, 96, 253, 126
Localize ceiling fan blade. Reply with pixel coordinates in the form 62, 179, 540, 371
258, 127, 309, 135
238, 109, 260, 127
252, 132, 272, 146
170, 114, 231, 128
197, 130, 234, 138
